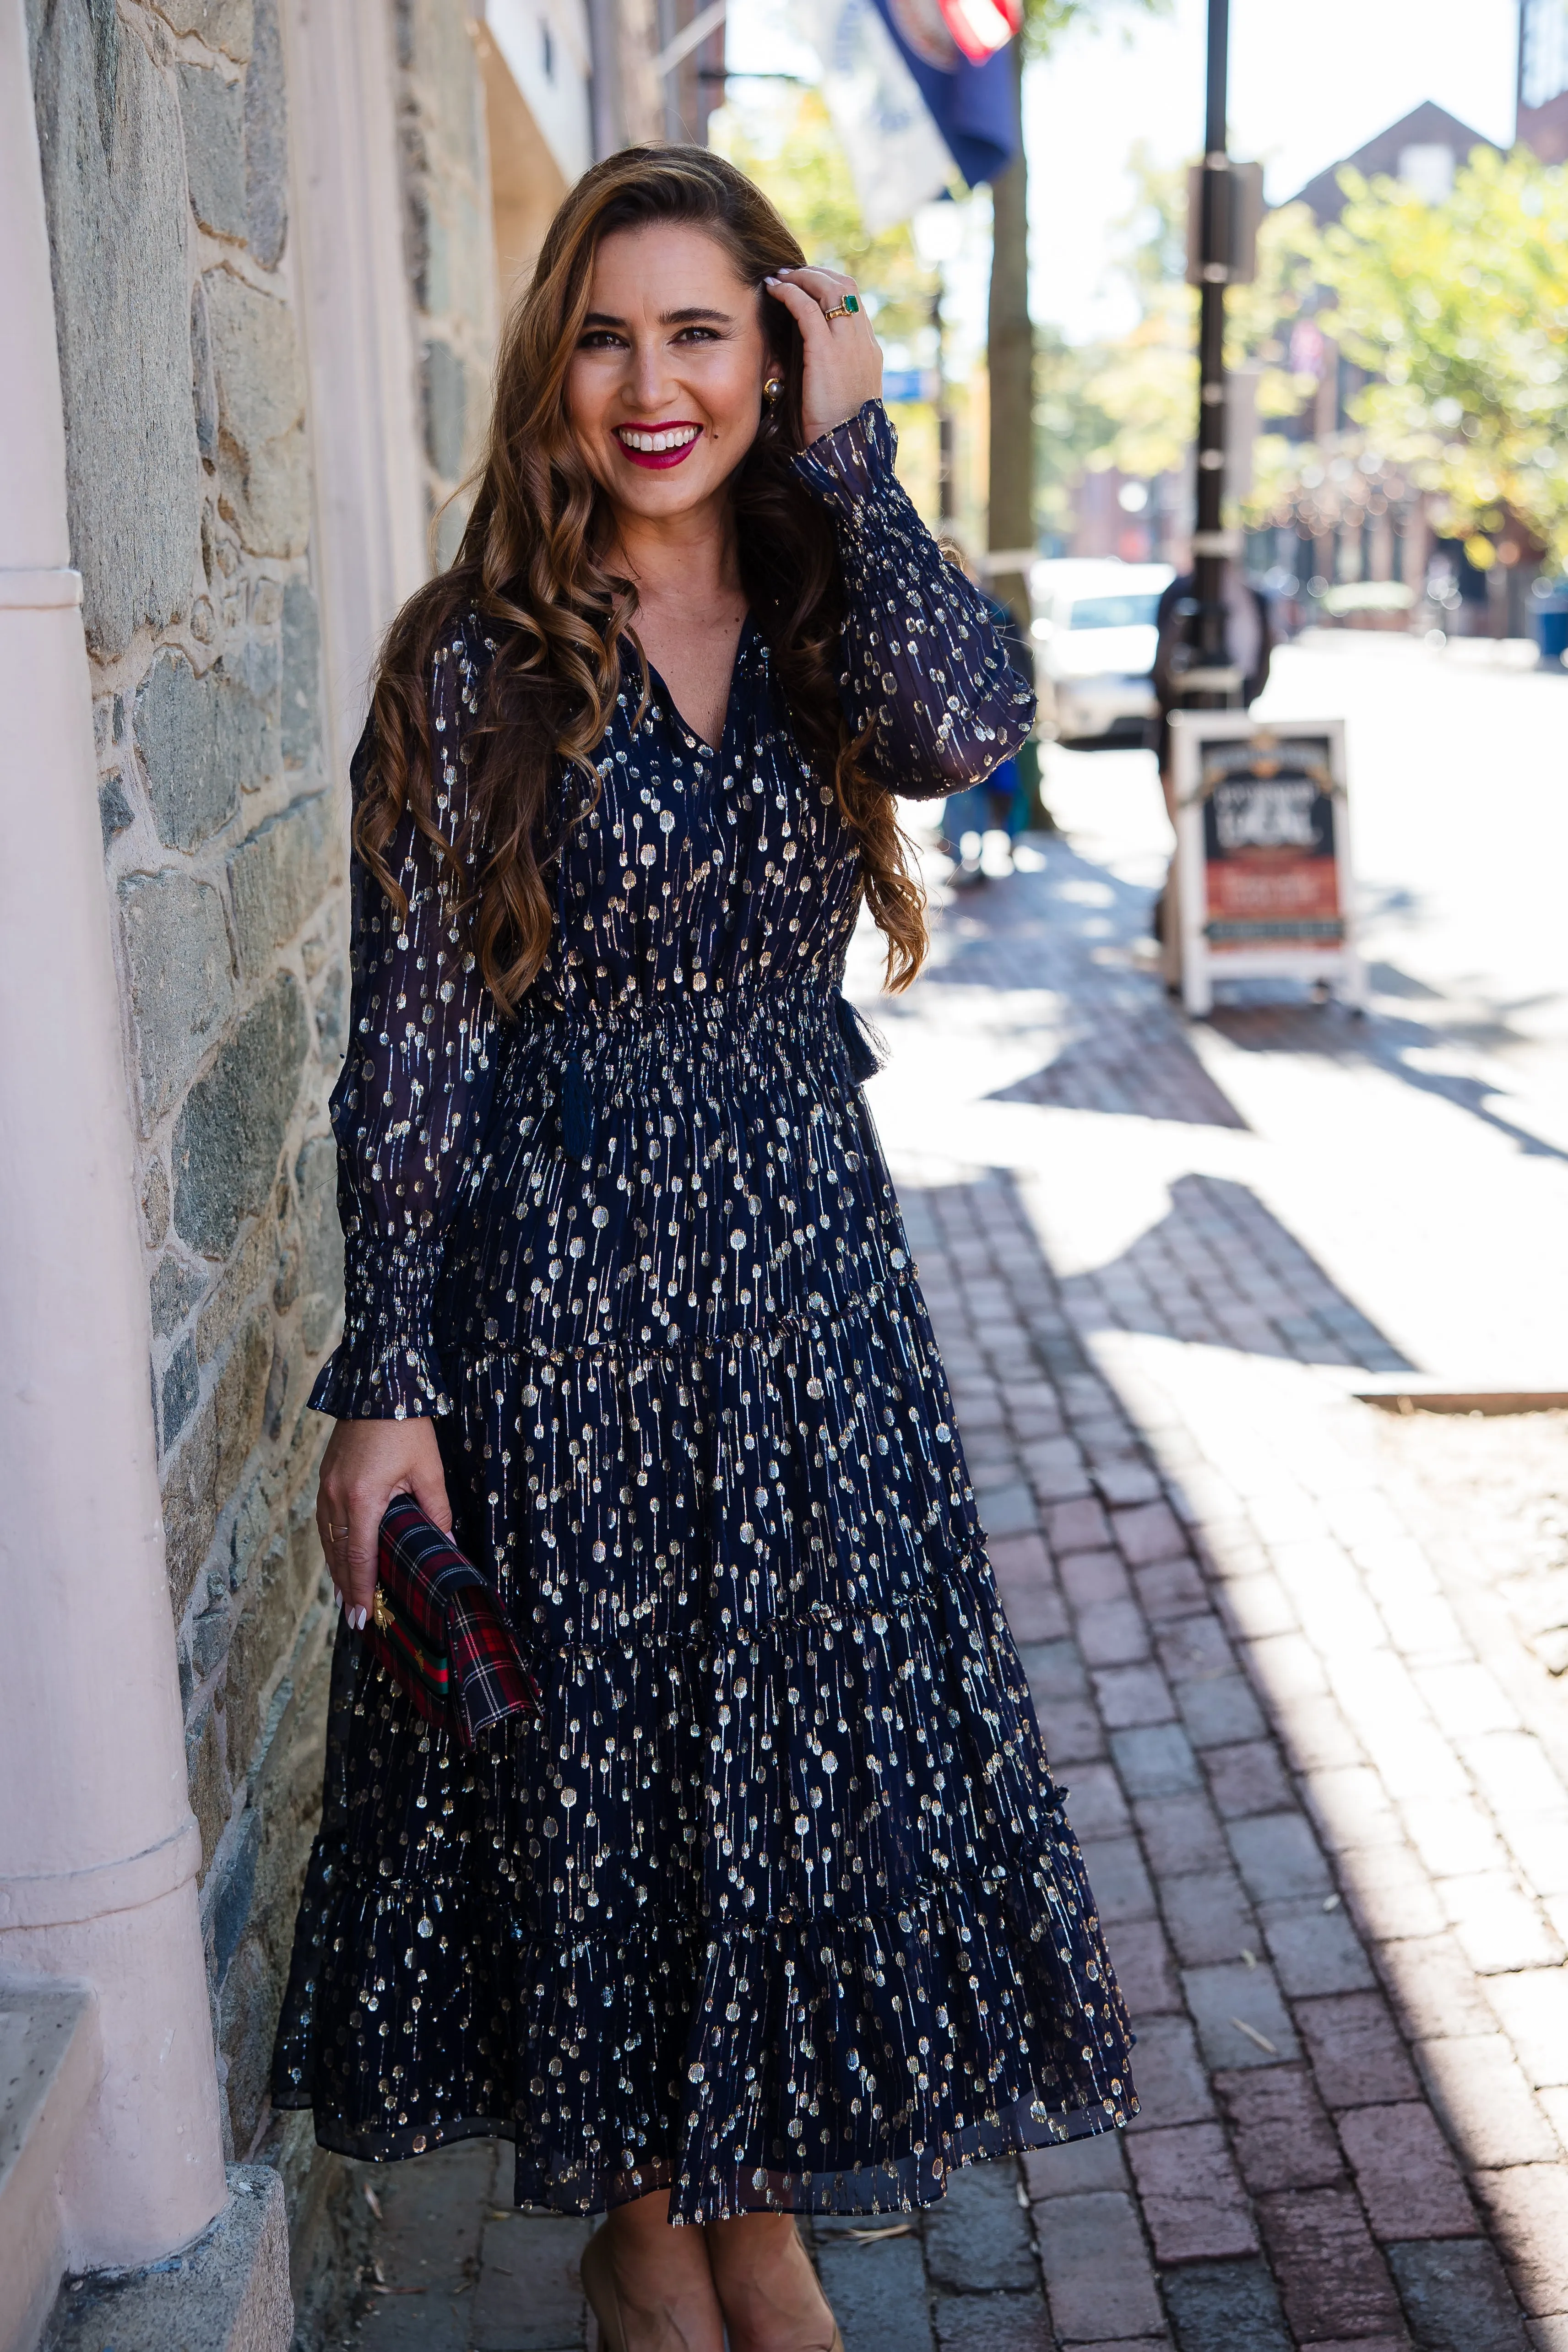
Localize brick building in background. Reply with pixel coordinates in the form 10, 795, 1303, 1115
0, 4, 713, 2346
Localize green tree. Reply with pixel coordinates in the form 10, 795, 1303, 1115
987, 1, 1164, 629
1314, 146, 1568, 567
715, 85, 935, 352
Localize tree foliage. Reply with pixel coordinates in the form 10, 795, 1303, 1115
1315, 146, 1568, 567
712, 86, 936, 351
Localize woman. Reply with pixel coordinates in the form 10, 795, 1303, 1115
272, 147, 1134, 2352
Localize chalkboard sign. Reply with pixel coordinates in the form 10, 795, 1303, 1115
1171, 715, 1364, 1015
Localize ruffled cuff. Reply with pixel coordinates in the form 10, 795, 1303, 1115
789, 399, 901, 522
306, 1241, 450, 1421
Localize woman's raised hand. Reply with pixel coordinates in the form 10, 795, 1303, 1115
316, 1416, 453, 1628
764, 266, 883, 450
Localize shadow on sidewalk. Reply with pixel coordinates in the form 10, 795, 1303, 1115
1061, 1170, 1414, 1374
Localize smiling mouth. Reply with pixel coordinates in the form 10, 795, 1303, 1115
613, 422, 703, 469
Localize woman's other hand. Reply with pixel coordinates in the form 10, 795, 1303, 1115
317, 1416, 452, 1627
764, 266, 882, 448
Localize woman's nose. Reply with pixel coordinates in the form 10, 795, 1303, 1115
627, 335, 675, 410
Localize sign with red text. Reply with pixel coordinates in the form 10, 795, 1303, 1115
1171, 715, 1364, 1016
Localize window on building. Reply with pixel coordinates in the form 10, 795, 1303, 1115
1523, 0, 1568, 110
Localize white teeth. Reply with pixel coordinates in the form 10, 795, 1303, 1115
617, 426, 700, 453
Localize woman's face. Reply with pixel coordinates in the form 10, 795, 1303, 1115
565, 222, 774, 528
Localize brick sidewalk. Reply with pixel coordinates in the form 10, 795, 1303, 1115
325, 833, 1568, 2352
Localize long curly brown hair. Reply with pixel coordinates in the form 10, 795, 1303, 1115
354, 145, 928, 1015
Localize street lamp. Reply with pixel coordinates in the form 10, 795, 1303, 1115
1178, 0, 1261, 707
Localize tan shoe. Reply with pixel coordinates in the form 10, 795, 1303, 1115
580, 2224, 628, 2352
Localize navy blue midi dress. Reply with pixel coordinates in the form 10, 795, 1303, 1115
271, 402, 1137, 2221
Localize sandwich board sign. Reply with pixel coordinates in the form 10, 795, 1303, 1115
1171, 712, 1364, 1017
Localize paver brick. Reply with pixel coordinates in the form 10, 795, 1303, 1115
1215, 1573, 1297, 1642
1297, 1991, 1421, 2109
992, 1530, 1055, 1592
1134, 1556, 1210, 1623
1402, 1795, 1511, 1881
933, 2292, 1053, 2351
1034, 2189, 1164, 2343
1155, 1618, 1235, 1683
1183, 1962, 1300, 2070
1020, 1638, 1088, 1702
1094, 1664, 1177, 1729
1226, 1811, 1334, 1903
470, 2212, 591, 2350
1482, 1969, 1568, 2087
1162, 2257, 1292, 2352
1305, 1765, 1406, 1853
1414, 2036, 1560, 2169
1023, 2131, 1129, 2201
1104, 1916, 1183, 2018
1176, 1675, 1268, 1751
1021, 1436, 1091, 1500
1439, 1873, 1563, 1977
1347, 1848, 1449, 1943
1499, 1816, 1568, 1901
1111, 1726, 1203, 1799
1256, 2184, 1406, 2343
1472, 2166, 1568, 2317
1373, 1931, 1506, 2040
1112, 1501, 1188, 1566
1049, 1499, 1113, 1555
1003, 1581, 1072, 1642
817, 2234, 936, 2352
1041, 1698, 1107, 1762
925, 2160, 1037, 2292
1386, 2238, 1530, 2352
1336, 2103, 1478, 2243
1133, 1793, 1229, 1878
1062, 1761, 1133, 1839
1161, 1870, 1258, 1968
1203, 1743, 1296, 1821
1058, 1548, 1133, 1607
1259, 1897, 1377, 1997
1214, 2064, 1345, 2193
1127, 2014, 1216, 2125
1077, 1600, 1153, 1667
1082, 1838, 1158, 1923
1125, 2123, 1259, 2262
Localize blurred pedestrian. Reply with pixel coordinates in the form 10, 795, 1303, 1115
1150, 561, 1275, 950
937, 542, 1033, 882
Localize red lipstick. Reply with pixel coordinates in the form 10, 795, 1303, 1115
613, 420, 704, 471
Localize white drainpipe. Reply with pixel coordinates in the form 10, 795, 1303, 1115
0, 0, 228, 2268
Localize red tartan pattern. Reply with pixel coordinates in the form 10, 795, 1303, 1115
372, 1496, 538, 1747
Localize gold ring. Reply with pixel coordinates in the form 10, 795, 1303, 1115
329, 1524, 349, 1539
822, 294, 860, 321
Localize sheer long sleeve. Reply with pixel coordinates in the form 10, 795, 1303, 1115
790, 399, 1036, 799
309, 624, 500, 1421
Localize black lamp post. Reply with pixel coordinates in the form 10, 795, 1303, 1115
1183, 0, 1241, 708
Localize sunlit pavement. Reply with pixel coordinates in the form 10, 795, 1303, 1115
326, 636, 1568, 2348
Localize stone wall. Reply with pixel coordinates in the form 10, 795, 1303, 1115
396, 0, 497, 565
26, 0, 498, 2335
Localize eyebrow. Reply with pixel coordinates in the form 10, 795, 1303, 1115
581, 306, 737, 329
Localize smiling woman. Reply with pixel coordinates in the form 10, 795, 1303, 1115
270, 145, 1132, 2352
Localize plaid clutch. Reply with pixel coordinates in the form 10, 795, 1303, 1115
367, 1496, 539, 1748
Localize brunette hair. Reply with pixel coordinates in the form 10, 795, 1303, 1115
354, 144, 927, 1014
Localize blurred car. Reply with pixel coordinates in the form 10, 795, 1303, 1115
1029, 558, 1173, 744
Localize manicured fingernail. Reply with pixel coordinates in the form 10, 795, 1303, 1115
334, 1588, 342, 1613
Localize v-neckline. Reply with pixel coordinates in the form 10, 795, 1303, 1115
640, 614, 756, 756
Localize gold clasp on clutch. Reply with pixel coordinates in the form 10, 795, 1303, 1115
372, 1587, 392, 1632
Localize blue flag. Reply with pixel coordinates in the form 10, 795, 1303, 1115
870, 0, 1019, 189
808, 0, 1019, 235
